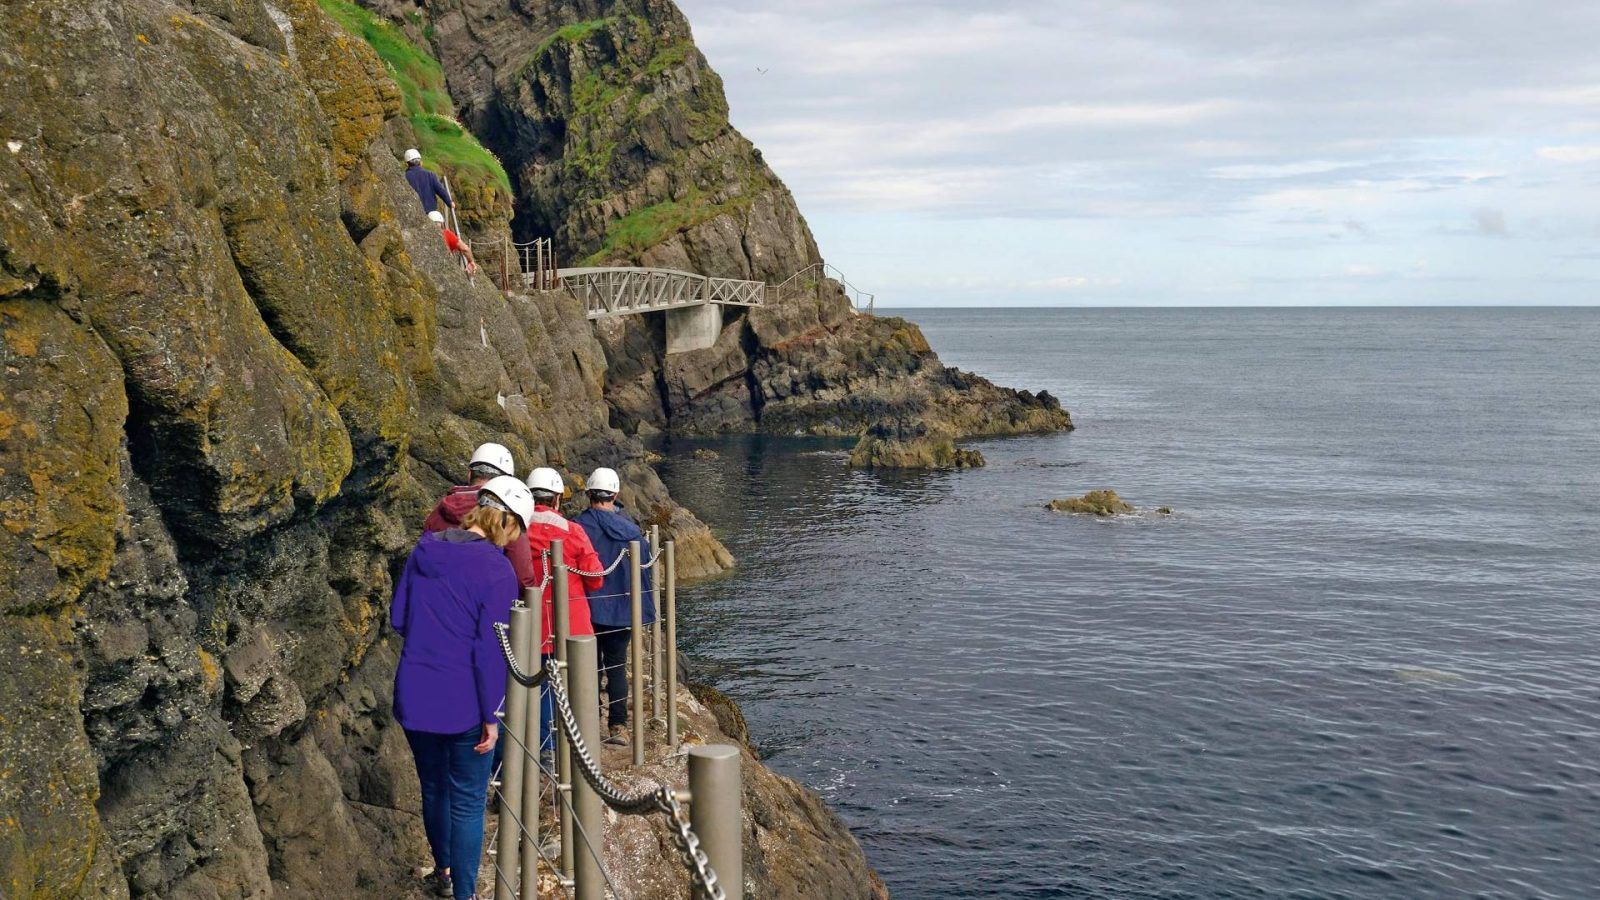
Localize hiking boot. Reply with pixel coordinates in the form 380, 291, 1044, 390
604, 724, 629, 746
423, 869, 451, 898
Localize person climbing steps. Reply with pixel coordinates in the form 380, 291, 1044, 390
430, 210, 477, 275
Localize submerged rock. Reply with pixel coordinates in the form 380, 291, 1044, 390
1048, 489, 1137, 516
692, 448, 721, 460
849, 419, 987, 470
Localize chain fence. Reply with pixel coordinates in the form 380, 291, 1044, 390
489, 535, 729, 900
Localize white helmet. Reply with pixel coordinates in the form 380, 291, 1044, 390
469, 442, 514, 478
526, 466, 564, 498
428, 210, 446, 224
404, 148, 422, 163
477, 475, 535, 529
586, 467, 620, 495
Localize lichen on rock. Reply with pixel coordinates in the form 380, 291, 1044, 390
1048, 490, 1137, 516
0, 0, 1073, 896
849, 419, 986, 471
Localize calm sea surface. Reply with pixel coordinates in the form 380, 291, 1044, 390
655, 308, 1600, 899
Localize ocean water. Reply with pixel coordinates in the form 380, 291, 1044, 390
654, 308, 1600, 899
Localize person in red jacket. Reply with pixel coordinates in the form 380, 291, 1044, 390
428, 210, 477, 274
423, 443, 539, 590
524, 466, 602, 754
523, 467, 603, 651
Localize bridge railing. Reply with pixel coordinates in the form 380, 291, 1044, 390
771, 262, 874, 314
489, 537, 738, 900
559, 267, 766, 320
707, 277, 766, 306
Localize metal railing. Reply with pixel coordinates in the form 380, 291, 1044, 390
488, 537, 737, 900
557, 267, 767, 320
771, 262, 875, 314
474, 237, 559, 294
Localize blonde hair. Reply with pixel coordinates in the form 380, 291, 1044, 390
461, 506, 523, 548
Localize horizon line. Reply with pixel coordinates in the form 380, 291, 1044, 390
874, 303, 1600, 310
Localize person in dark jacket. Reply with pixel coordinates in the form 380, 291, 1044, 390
572, 467, 654, 746
424, 442, 539, 590
392, 476, 535, 900
404, 147, 455, 215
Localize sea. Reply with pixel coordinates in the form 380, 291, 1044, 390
654, 307, 1600, 899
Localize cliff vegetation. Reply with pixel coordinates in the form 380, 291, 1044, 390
0, 0, 1069, 896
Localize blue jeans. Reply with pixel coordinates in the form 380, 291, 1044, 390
405, 726, 495, 900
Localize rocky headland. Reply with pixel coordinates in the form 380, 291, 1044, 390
0, 0, 1067, 896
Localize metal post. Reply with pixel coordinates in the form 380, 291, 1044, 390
495, 605, 534, 900
553, 538, 574, 878
629, 539, 645, 765
568, 635, 605, 900
519, 591, 541, 899
651, 524, 662, 723
665, 540, 679, 749
689, 745, 742, 900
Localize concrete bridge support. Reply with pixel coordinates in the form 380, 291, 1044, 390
666, 301, 722, 354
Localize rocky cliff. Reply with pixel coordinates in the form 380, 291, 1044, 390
0, 0, 1064, 897
360, 0, 1071, 440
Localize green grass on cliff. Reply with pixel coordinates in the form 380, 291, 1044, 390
583, 188, 754, 264
533, 18, 613, 60
318, 0, 510, 194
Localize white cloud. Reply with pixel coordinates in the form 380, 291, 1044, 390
1537, 145, 1600, 163
676, 0, 1600, 304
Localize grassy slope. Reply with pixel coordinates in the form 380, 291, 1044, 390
319, 0, 511, 195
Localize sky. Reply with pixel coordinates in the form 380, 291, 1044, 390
672, 0, 1600, 306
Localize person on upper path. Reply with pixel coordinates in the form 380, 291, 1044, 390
424, 442, 537, 589
404, 147, 454, 215
430, 210, 477, 275
573, 467, 654, 747
391, 475, 534, 900
523, 466, 603, 752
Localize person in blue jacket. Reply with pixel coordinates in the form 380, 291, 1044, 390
572, 466, 654, 746
403, 148, 455, 216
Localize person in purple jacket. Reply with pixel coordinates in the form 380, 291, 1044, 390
391, 475, 535, 900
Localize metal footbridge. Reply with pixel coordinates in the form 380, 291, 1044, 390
551, 266, 766, 320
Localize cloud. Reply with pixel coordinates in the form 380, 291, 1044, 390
676, 0, 1600, 304
1473, 207, 1509, 237
1538, 145, 1600, 162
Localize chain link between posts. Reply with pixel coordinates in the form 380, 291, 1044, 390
569, 546, 630, 579
544, 656, 725, 900
493, 625, 725, 900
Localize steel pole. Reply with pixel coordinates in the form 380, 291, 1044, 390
568, 635, 605, 900
665, 540, 679, 749
629, 539, 645, 765
552, 538, 574, 878
518, 590, 541, 899
650, 524, 662, 723
494, 604, 534, 900
689, 745, 742, 900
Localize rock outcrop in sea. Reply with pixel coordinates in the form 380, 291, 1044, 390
849, 420, 986, 471
0, 0, 1069, 896
1047, 490, 1145, 516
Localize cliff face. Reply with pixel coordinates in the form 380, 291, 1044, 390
0, 1, 736, 896
364, 0, 1071, 439
0, 0, 1064, 896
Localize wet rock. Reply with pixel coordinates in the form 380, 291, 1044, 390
692, 448, 722, 460
1048, 490, 1137, 516
849, 419, 986, 470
